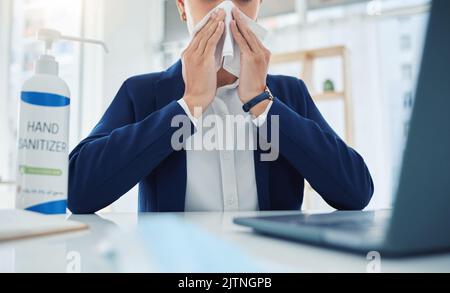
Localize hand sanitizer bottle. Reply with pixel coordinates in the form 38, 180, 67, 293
16, 29, 108, 214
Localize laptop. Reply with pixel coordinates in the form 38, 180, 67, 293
234, 0, 450, 257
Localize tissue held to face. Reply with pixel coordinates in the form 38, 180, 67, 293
183, 0, 260, 29
177, 0, 270, 117
184, 0, 267, 77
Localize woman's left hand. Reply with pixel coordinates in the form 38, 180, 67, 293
230, 7, 271, 116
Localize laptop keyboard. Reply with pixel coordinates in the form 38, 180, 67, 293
263, 210, 392, 233
302, 218, 389, 232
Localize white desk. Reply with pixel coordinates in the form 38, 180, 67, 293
1, 211, 450, 273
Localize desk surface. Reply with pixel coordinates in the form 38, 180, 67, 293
1, 211, 450, 273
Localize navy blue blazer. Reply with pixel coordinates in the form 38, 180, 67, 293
68, 60, 374, 214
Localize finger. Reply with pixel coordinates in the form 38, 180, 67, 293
190, 11, 217, 51
252, 32, 266, 50
204, 21, 224, 56
230, 20, 251, 55
244, 23, 266, 53
197, 9, 225, 53
232, 7, 259, 52
196, 21, 219, 54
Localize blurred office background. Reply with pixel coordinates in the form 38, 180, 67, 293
0, 0, 430, 212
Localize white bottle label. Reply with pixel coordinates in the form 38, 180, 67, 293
17, 91, 70, 214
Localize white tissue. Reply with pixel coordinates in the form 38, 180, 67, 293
187, 1, 268, 77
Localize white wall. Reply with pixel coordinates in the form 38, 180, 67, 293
263, 10, 428, 210
266, 18, 389, 210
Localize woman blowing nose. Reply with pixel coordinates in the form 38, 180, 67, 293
68, 0, 374, 214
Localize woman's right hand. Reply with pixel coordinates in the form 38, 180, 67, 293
182, 9, 225, 117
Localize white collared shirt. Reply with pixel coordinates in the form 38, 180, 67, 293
178, 80, 272, 212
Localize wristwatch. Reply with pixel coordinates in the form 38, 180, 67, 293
242, 87, 275, 113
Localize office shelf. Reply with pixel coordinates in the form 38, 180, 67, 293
313, 91, 345, 102
271, 45, 354, 146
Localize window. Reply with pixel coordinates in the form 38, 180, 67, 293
0, 0, 83, 208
